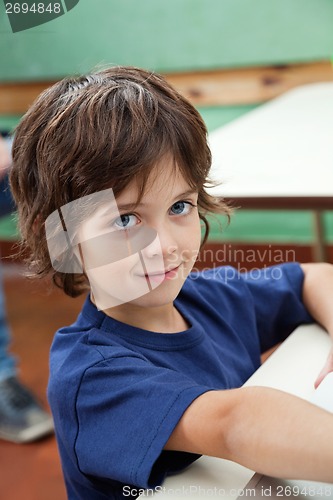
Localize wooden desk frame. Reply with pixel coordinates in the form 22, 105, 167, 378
224, 196, 333, 262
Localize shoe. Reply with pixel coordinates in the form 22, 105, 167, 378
0, 376, 54, 443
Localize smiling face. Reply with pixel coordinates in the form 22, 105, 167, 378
76, 157, 202, 313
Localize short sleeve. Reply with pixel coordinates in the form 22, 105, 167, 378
74, 353, 209, 489
241, 263, 314, 352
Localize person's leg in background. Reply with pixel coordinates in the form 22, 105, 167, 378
0, 261, 17, 380
0, 136, 54, 443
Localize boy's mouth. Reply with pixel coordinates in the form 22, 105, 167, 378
163, 265, 181, 280
137, 264, 181, 282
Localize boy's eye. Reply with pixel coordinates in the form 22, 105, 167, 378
170, 201, 194, 216
113, 214, 138, 229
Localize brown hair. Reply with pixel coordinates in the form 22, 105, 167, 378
10, 66, 231, 297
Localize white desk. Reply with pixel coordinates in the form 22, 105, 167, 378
207, 83, 333, 261
141, 324, 332, 499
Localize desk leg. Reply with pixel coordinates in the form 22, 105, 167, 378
312, 210, 327, 262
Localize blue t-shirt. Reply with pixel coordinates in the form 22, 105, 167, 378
48, 264, 313, 499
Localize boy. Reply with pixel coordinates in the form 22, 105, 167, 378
9, 66, 333, 499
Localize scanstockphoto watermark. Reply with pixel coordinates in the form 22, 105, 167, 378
123, 483, 333, 499
197, 245, 296, 267
123, 483, 333, 497
191, 245, 296, 283
3, 0, 80, 33
123, 485, 258, 497
190, 265, 285, 284
163, 245, 296, 273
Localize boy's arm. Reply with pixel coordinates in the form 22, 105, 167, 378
165, 386, 333, 483
165, 263, 333, 481
300, 263, 333, 387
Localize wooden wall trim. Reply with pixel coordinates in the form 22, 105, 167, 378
166, 61, 333, 106
0, 61, 332, 114
0, 81, 55, 115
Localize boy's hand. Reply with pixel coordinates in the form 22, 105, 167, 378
0, 136, 12, 179
315, 347, 333, 388
300, 263, 333, 389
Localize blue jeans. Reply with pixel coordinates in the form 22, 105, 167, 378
0, 173, 16, 381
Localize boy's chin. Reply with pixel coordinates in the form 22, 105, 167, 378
95, 278, 184, 312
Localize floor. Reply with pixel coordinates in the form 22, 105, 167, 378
0, 264, 85, 500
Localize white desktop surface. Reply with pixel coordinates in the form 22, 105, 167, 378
140, 325, 332, 499
207, 83, 333, 199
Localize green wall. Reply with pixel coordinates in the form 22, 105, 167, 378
1, 0, 333, 81
1, 0, 332, 244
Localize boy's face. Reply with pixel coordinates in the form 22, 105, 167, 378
48, 156, 201, 312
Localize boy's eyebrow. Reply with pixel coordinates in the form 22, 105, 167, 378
116, 189, 198, 212
173, 189, 198, 201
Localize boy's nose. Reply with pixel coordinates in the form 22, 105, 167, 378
143, 225, 177, 259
